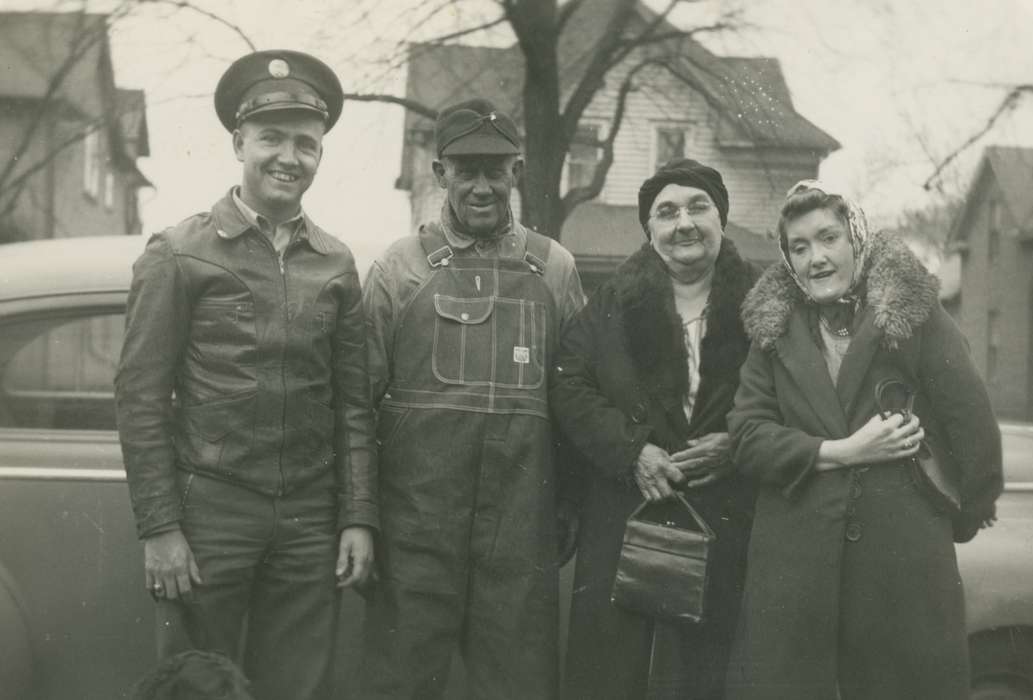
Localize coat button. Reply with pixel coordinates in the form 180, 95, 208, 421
845, 522, 862, 542
630, 401, 647, 424
850, 482, 862, 500
460, 312, 470, 321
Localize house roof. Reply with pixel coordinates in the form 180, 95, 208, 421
0, 11, 149, 181
0, 12, 108, 103
951, 145, 1033, 241
396, 1, 839, 189
561, 201, 779, 266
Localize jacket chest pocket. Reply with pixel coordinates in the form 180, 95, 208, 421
191, 300, 257, 365
431, 294, 545, 389
312, 301, 336, 337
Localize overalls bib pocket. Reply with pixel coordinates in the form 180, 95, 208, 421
431, 293, 545, 389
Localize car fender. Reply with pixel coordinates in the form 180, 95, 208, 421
0, 560, 36, 700
959, 490, 1033, 634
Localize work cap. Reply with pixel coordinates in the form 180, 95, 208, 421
638, 157, 730, 235
435, 98, 520, 158
215, 50, 344, 132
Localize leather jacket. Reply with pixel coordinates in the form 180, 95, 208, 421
115, 191, 377, 538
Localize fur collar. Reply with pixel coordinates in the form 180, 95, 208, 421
742, 230, 940, 351
613, 238, 758, 401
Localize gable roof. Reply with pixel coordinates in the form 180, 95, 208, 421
0, 12, 108, 108
950, 145, 1033, 241
396, 2, 839, 188
0, 11, 149, 182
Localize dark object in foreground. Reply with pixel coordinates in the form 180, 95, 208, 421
612, 494, 714, 623
130, 650, 254, 700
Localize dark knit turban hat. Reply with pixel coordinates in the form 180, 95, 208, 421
637, 157, 729, 236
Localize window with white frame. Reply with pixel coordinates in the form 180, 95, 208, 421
103, 171, 115, 210
566, 123, 601, 192
654, 124, 689, 171
83, 130, 100, 199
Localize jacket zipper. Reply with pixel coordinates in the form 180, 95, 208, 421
276, 244, 289, 495
258, 234, 290, 495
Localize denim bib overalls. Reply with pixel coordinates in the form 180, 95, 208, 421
360, 223, 561, 699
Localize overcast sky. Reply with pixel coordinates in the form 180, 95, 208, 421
6, 0, 1033, 262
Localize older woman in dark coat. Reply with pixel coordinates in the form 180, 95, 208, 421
551, 159, 761, 699
725, 181, 1003, 700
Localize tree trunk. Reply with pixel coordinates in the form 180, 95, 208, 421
521, 78, 568, 240
511, 0, 568, 241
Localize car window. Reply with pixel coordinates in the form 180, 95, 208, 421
0, 312, 123, 431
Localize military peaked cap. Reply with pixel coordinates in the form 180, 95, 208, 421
214, 50, 344, 132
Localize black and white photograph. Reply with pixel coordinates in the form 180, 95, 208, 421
0, 0, 1030, 698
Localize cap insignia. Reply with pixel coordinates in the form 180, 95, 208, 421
268, 59, 290, 78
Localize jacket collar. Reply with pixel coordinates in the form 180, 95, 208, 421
439, 199, 515, 251
613, 237, 757, 424
742, 230, 940, 352
210, 188, 334, 255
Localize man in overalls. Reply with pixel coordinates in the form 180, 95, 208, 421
359, 99, 584, 698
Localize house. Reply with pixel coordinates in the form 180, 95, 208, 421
0, 11, 150, 243
394, 1, 839, 289
890, 201, 962, 318
948, 145, 1033, 421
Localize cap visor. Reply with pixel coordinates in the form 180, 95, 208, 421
242, 102, 328, 123
440, 133, 520, 157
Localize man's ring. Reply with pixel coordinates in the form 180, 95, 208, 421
152, 583, 164, 592
904, 440, 913, 449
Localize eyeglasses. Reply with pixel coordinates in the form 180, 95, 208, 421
650, 200, 713, 223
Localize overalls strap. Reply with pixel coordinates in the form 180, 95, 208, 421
523, 230, 552, 276
418, 222, 551, 273
419, 223, 455, 268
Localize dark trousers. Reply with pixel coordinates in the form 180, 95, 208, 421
358, 410, 559, 700
156, 472, 340, 700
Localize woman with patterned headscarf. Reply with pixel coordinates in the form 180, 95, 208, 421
724, 181, 1002, 700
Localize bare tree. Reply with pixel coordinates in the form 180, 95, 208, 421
0, 0, 255, 242
337, 0, 745, 239
924, 84, 1033, 191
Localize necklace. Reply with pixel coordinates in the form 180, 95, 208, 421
819, 313, 852, 338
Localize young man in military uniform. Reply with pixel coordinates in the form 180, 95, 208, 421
359, 98, 585, 698
115, 50, 376, 700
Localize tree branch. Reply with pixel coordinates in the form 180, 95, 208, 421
424, 15, 508, 44
140, 0, 257, 51
923, 84, 1033, 191
342, 92, 438, 119
614, 16, 742, 52
561, 59, 662, 215
556, 0, 589, 34
560, 0, 639, 138
0, 10, 112, 190
0, 120, 99, 219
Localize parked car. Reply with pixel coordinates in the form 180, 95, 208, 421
0, 236, 1030, 699
961, 421, 1033, 699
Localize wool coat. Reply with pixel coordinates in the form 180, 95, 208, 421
551, 240, 761, 700
724, 232, 1002, 700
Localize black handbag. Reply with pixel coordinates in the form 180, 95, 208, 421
610, 493, 715, 623
874, 378, 961, 515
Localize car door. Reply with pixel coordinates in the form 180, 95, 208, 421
0, 291, 153, 700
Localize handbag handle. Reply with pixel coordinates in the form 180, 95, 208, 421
874, 377, 916, 420
629, 493, 716, 540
